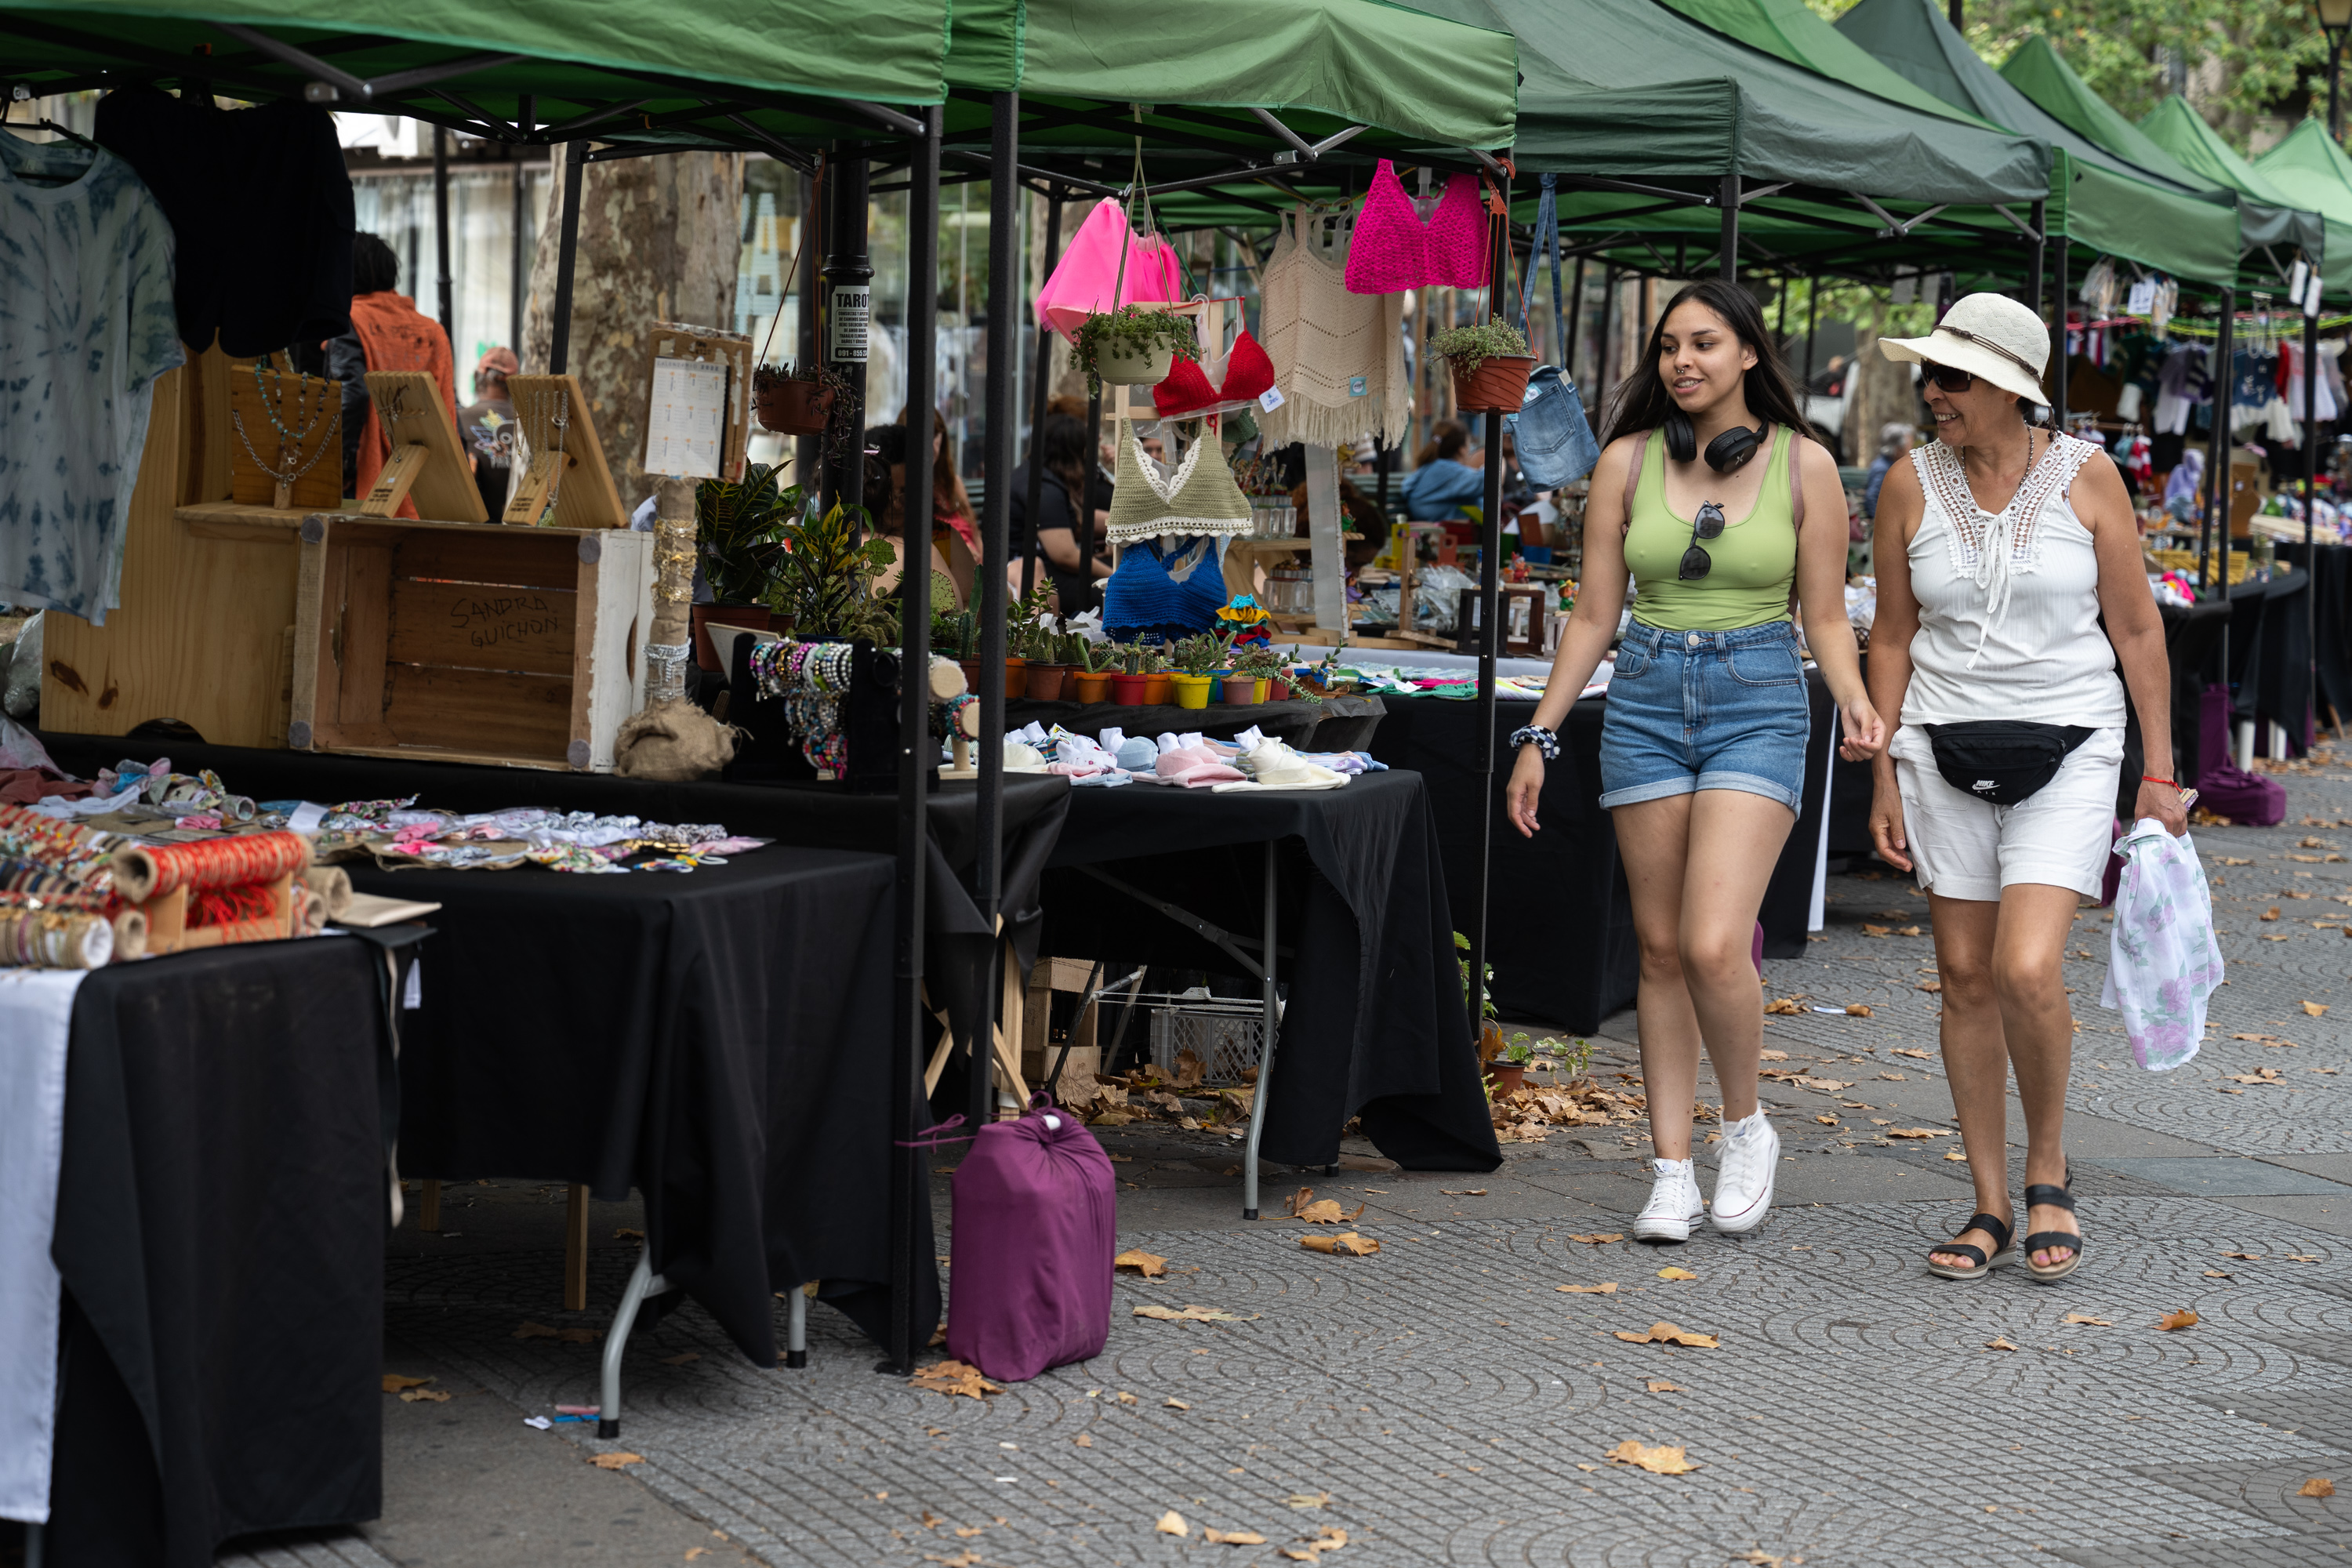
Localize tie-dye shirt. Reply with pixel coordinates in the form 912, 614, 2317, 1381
0, 131, 183, 626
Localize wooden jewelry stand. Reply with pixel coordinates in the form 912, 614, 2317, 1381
227, 359, 343, 511
360, 370, 487, 521
504, 373, 628, 528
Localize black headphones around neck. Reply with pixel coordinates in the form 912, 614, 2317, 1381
1663, 410, 1765, 472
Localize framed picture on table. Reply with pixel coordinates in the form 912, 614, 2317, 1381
1450, 583, 1549, 658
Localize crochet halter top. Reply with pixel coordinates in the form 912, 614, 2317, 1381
1102, 417, 1250, 545
1344, 159, 1486, 295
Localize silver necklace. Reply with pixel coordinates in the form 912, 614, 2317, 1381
230, 363, 339, 503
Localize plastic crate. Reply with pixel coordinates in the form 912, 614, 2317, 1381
1142, 991, 1269, 1087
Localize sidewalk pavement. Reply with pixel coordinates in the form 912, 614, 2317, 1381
233, 748, 2352, 1568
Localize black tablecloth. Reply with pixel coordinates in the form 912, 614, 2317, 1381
1004, 695, 1387, 754
352, 848, 924, 1366
1042, 771, 1498, 1173
2208, 567, 2310, 742
2284, 542, 2350, 727
47, 939, 391, 1568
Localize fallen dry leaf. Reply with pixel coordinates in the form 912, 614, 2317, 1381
399, 1386, 452, 1403
613, 1227, 644, 1241
1557, 1282, 1620, 1294
1759, 1047, 1791, 1059
589, 1452, 644, 1469
1116, 1391, 1138, 1404
1863, 923, 1890, 937
1204, 1527, 1268, 1544
2216, 855, 2252, 865
1134, 1304, 1260, 1323
924, 1553, 980, 1568
1657, 1266, 1697, 1280
2223, 1251, 2263, 1261
2158, 1309, 2200, 1331
1732, 1554, 1789, 1568
382, 1374, 431, 1392
1285, 1491, 1331, 1510
1114, 1248, 1169, 1278
1885, 1127, 1954, 1139
2062, 1313, 2112, 1327
1290, 1197, 1365, 1225
1279, 1527, 1349, 1560
1646, 1379, 1684, 1392
1898, 925, 1922, 937
909, 1359, 1005, 1399
2303, 1001, 2330, 1017
1165, 1397, 1192, 1410
685, 1550, 708, 1563
659, 1352, 701, 1366
1984, 1337, 2019, 1352
2205, 1270, 2234, 1279
1156, 1510, 1189, 1537
1814, 1114, 1839, 1126
2263, 907, 2283, 921
1613, 1321, 1720, 1348
1845, 1004, 1875, 1017
1918, 979, 1944, 993
1567, 1232, 1624, 1245
514, 1319, 601, 1345
2299, 1477, 2337, 1498
1440, 1189, 1489, 1196
1073, 1432, 1093, 1447
1764, 999, 1802, 1015
2285, 1253, 2323, 1262
1892, 1047, 1933, 1059
953, 1526, 982, 1538
1606, 1439, 1698, 1474
1944, 1150, 1969, 1162
1299, 1232, 1381, 1256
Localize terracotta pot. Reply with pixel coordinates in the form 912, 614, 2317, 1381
1450, 353, 1537, 414
755, 376, 835, 435
1221, 675, 1263, 705
1142, 673, 1174, 705
1072, 671, 1112, 702
1483, 1062, 1527, 1098
957, 658, 983, 693
1266, 677, 1292, 702
1025, 662, 1073, 701
1170, 673, 1213, 710
1109, 673, 1151, 706
693, 604, 774, 672
1094, 339, 1178, 387
1004, 656, 1028, 699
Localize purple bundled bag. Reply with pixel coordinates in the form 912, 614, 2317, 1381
945, 1106, 1116, 1381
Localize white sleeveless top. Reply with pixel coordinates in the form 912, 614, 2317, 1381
1901, 431, 2125, 728
1255, 206, 1408, 448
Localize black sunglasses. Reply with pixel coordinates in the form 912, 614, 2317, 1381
1679, 501, 1726, 580
1918, 360, 1977, 394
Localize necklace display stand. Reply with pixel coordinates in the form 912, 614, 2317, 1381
359, 370, 488, 521
227, 358, 342, 511
504, 373, 628, 528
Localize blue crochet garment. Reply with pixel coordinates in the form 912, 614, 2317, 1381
1104, 537, 1227, 640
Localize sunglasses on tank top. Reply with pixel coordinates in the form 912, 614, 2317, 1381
1679, 500, 1726, 580
1918, 360, 1978, 394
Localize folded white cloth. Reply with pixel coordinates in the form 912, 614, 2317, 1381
1211, 739, 1351, 793
0, 968, 86, 1523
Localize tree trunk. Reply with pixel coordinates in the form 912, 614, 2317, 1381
1849, 298, 1916, 472
523, 150, 743, 518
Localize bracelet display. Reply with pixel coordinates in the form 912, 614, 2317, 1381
1509, 724, 1559, 760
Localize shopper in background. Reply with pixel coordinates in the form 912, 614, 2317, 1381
864, 424, 961, 608
1504, 279, 1882, 1246
1861, 421, 1915, 521
1867, 292, 2184, 1284
459, 347, 520, 518
330, 232, 456, 514
1403, 420, 1485, 520
1007, 412, 1109, 615
899, 405, 980, 560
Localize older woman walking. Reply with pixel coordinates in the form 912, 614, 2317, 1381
1867, 293, 2187, 1283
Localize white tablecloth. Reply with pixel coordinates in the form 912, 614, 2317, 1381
0, 967, 86, 1524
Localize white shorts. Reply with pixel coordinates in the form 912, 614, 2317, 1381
1888, 724, 2124, 902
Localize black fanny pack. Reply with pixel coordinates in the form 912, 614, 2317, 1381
1922, 720, 2096, 806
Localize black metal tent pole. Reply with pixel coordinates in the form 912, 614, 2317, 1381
507, 143, 526, 354
880, 103, 941, 1378
967, 89, 1018, 1138
1463, 163, 1509, 1049
2212, 288, 2233, 683
1596, 266, 1617, 408
2305, 292, 2320, 742
2052, 234, 2070, 426
822, 152, 873, 514
1565, 256, 1584, 384
1718, 171, 1738, 281
1021, 194, 1065, 600
546, 140, 586, 373
432, 125, 454, 347
797, 162, 824, 488
2024, 198, 2045, 319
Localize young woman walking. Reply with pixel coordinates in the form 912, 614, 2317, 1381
1867, 293, 2185, 1282
1507, 281, 1882, 1243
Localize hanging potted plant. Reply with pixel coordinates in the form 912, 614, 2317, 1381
1429, 319, 1536, 414
752, 361, 843, 435
1167, 633, 1221, 710
1071, 304, 1200, 393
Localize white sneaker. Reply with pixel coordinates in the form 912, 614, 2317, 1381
1709, 1111, 1779, 1233
1632, 1158, 1706, 1243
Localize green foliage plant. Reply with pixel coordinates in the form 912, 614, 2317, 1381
1070, 305, 1201, 394
1427, 318, 1532, 377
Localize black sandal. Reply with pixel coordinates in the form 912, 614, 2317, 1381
2022, 1183, 2085, 1281
1925, 1211, 2013, 1280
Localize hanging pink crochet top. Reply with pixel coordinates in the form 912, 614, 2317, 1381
1345, 160, 1487, 295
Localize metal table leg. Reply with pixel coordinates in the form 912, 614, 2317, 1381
597, 1244, 674, 1439
786, 1286, 809, 1369
1242, 841, 1279, 1220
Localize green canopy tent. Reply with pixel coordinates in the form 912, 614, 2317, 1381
2140, 95, 2352, 293
2000, 35, 2324, 284
0, 0, 954, 1382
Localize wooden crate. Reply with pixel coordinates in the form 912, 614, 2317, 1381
289, 514, 652, 771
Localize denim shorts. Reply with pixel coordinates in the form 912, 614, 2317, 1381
1597, 620, 1812, 813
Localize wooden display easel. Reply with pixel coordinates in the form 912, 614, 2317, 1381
504, 373, 628, 528
360, 370, 487, 521
227, 359, 343, 511
644, 320, 754, 481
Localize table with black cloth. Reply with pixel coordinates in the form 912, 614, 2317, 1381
1039, 771, 1499, 1174
2206, 566, 2312, 746
45, 939, 394, 1568
1363, 673, 1866, 1036
2282, 542, 2350, 728
1003, 695, 1387, 754
34, 734, 1076, 1365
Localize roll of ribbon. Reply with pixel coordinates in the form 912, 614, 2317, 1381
0, 908, 114, 969
300, 864, 354, 920
0, 802, 116, 887
111, 830, 313, 904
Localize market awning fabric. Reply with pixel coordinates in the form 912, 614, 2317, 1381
1406, 0, 2048, 205
2253, 117, 2352, 296
946, 0, 1518, 151
2143, 96, 2350, 293
0, 0, 948, 147
1653, 0, 2004, 132
1835, 0, 2242, 283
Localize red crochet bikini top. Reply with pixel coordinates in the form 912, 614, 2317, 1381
1152, 330, 1276, 418
1344, 160, 1487, 296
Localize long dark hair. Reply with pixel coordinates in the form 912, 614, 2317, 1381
1597, 279, 1813, 450
1034, 412, 1090, 499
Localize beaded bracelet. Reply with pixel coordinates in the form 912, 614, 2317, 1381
1508, 724, 1560, 760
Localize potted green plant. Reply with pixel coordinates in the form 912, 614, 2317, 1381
1484, 1032, 1537, 1097
1109, 641, 1151, 706
1428, 318, 1536, 413
1008, 582, 1056, 699
752, 361, 848, 437
691, 465, 801, 670
1455, 931, 1503, 1062
1167, 633, 1221, 709
1226, 643, 1286, 706
769, 499, 898, 644
1069, 635, 1116, 702
1071, 305, 1200, 393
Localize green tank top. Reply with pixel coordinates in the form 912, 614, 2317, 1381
1623, 425, 1798, 632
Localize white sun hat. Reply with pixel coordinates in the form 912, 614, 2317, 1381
1876, 291, 2049, 404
